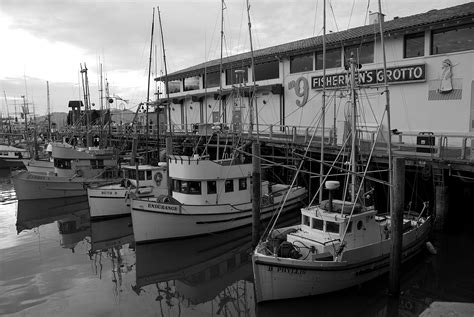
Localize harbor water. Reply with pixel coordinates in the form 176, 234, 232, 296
0, 168, 473, 316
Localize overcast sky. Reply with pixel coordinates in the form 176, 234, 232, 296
0, 0, 469, 117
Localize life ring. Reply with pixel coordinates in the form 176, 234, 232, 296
75, 169, 83, 177
154, 172, 163, 186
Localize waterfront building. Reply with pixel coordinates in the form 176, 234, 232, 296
154, 3, 474, 149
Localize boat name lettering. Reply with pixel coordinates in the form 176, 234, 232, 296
27, 174, 47, 180
267, 265, 305, 275
101, 191, 114, 195
311, 64, 426, 89
148, 203, 178, 211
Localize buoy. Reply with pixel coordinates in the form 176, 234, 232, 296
426, 241, 437, 255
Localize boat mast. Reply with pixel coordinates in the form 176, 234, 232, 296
377, 0, 393, 214
246, 0, 258, 141
319, 0, 326, 202
157, 7, 171, 138
46, 81, 51, 141
99, 63, 104, 147
219, 0, 224, 125
349, 56, 358, 203
3, 91, 11, 136
80, 63, 92, 147
145, 8, 156, 164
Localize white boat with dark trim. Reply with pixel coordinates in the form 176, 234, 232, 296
87, 162, 168, 219
131, 154, 307, 243
0, 144, 31, 168
252, 50, 433, 302
12, 143, 120, 200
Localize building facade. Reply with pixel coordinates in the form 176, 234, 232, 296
155, 3, 474, 146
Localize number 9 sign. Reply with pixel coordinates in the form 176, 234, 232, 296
288, 77, 309, 107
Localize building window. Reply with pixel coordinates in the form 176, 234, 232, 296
431, 23, 474, 55
168, 80, 181, 94
302, 215, 310, 226
138, 170, 145, 180
225, 179, 234, 192
316, 48, 342, 70
184, 76, 200, 91
254, 60, 279, 81
238, 178, 247, 190
290, 53, 313, 73
207, 181, 217, 194
326, 221, 340, 233
226, 68, 248, 86
344, 42, 374, 65
311, 218, 324, 230
404, 32, 425, 58
204, 71, 220, 88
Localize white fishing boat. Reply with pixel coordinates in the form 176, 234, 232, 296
252, 11, 433, 300
12, 143, 120, 200
0, 144, 31, 168
131, 154, 307, 243
87, 162, 168, 219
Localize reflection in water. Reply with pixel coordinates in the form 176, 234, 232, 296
135, 226, 255, 315
88, 216, 135, 296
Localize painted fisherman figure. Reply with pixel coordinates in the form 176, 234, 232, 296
439, 59, 453, 93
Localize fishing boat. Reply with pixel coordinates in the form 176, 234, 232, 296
22, 142, 55, 173
12, 142, 120, 200
0, 144, 30, 168
87, 162, 168, 219
131, 154, 307, 243
251, 15, 433, 300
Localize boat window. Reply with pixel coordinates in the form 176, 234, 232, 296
431, 23, 474, 55
168, 80, 181, 94
326, 221, 340, 234
183, 76, 200, 91
316, 48, 342, 69
343, 42, 374, 65
302, 215, 310, 226
204, 71, 220, 89
128, 169, 137, 180
311, 218, 324, 230
146, 170, 152, 180
207, 181, 217, 194
172, 179, 180, 192
54, 158, 71, 169
290, 53, 313, 73
225, 179, 234, 192
226, 68, 248, 86
238, 178, 247, 190
138, 170, 145, 181
180, 181, 189, 193
357, 220, 363, 230
188, 181, 202, 195
404, 32, 425, 58
254, 60, 279, 81
90, 159, 104, 169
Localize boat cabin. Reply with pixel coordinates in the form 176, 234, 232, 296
121, 163, 168, 195
286, 200, 381, 257
168, 154, 252, 205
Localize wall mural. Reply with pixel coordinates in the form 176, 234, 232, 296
439, 59, 453, 93
288, 77, 309, 107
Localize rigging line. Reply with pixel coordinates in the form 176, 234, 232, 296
312, 0, 319, 36
361, 88, 380, 125
327, 0, 340, 33
346, 0, 356, 29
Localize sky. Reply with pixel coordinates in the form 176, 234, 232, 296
0, 0, 469, 118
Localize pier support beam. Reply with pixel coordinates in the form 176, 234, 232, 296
389, 157, 405, 296
435, 185, 449, 231
252, 142, 261, 248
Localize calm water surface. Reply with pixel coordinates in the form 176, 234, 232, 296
0, 168, 473, 316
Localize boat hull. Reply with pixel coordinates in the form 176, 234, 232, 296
12, 170, 118, 200
23, 159, 54, 174
87, 185, 131, 219
252, 219, 432, 302
131, 187, 307, 243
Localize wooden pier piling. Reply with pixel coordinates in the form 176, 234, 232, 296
389, 157, 405, 296
435, 185, 449, 231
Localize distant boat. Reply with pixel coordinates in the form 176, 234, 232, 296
0, 144, 30, 168
12, 143, 120, 200
130, 154, 308, 243
87, 162, 168, 219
